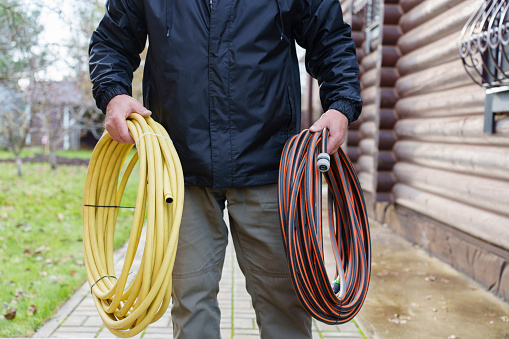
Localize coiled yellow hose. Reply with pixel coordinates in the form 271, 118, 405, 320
82, 114, 184, 338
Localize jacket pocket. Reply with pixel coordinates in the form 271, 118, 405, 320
286, 83, 297, 138
143, 71, 151, 109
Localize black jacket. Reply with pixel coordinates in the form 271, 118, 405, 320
89, 0, 362, 188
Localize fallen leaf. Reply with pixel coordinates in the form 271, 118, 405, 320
425, 274, 436, 282
3, 308, 16, 320
15, 289, 24, 300
70, 270, 77, 276
34, 246, 46, 255
24, 246, 31, 255
27, 305, 37, 316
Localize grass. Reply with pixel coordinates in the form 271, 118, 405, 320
0, 150, 139, 337
0, 146, 93, 160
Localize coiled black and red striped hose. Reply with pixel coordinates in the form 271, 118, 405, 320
278, 129, 371, 324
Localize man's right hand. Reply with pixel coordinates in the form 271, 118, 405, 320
105, 94, 152, 144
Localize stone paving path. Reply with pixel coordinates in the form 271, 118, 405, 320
33, 227, 365, 339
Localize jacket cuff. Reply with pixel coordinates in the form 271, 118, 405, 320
96, 85, 130, 114
328, 99, 362, 124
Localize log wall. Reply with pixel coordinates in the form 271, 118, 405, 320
387, 0, 509, 301
342, 0, 509, 302
344, 0, 403, 211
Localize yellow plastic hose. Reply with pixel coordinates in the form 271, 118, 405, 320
82, 114, 184, 338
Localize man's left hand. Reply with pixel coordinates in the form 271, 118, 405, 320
309, 109, 348, 154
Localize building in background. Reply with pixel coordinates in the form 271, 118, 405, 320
302, 0, 509, 302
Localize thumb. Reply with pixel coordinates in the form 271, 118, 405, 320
309, 116, 326, 132
130, 100, 152, 117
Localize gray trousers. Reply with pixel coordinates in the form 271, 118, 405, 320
171, 184, 312, 338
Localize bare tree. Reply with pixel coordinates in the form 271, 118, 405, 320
0, 0, 49, 176
30, 81, 104, 169
0, 88, 31, 176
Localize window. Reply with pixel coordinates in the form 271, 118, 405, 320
353, 0, 381, 54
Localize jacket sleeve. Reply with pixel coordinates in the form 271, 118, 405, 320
89, 0, 147, 113
292, 0, 362, 123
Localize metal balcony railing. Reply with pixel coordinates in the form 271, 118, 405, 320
460, 0, 509, 86
460, 0, 509, 133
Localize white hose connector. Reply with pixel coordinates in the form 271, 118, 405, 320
317, 153, 330, 172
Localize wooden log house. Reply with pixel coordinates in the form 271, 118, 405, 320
310, 0, 509, 302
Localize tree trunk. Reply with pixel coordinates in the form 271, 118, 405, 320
49, 143, 57, 170
15, 156, 23, 177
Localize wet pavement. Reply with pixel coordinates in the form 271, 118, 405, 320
355, 222, 509, 339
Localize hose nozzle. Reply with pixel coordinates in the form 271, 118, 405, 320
317, 153, 330, 172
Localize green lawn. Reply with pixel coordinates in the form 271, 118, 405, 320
0, 150, 139, 337
0, 146, 94, 160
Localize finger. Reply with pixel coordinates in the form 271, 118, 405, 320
326, 134, 341, 154
309, 116, 327, 132
108, 115, 133, 144
130, 100, 152, 118
117, 118, 135, 144
105, 119, 121, 143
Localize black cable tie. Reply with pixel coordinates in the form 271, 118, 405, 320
90, 275, 118, 293
83, 204, 135, 209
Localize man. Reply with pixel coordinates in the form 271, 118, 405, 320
89, 0, 361, 338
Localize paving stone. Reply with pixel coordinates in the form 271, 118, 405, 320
71, 310, 101, 316
96, 328, 118, 338
143, 327, 172, 335
52, 332, 97, 338
221, 328, 232, 338
148, 316, 171, 328
60, 315, 86, 326
320, 332, 364, 338
233, 317, 256, 329
74, 305, 98, 311
220, 320, 232, 328
82, 316, 105, 327
234, 299, 253, 309
81, 298, 96, 306
233, 328, 259, 336
54, 326, 100, 333
233, 310, 256, 318
315, 319, 361, 333
338, 321, 361, 332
